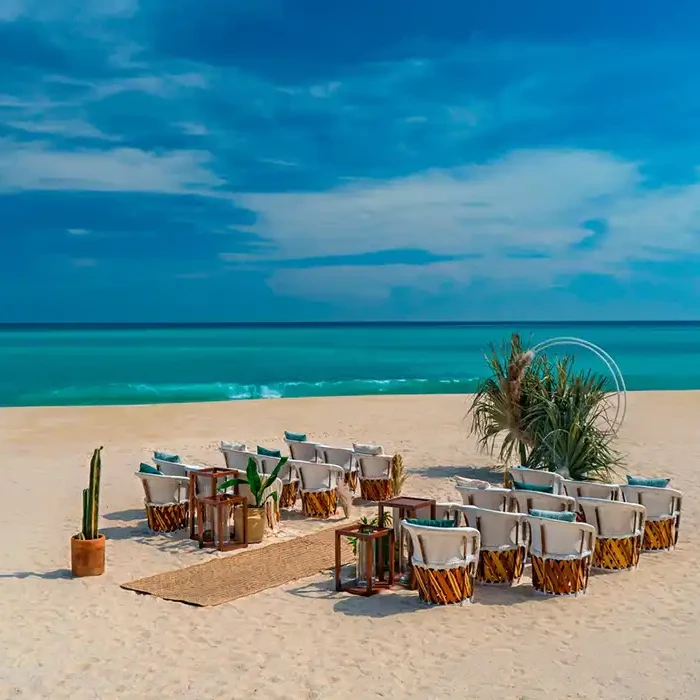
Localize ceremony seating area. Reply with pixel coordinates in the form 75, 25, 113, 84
132, 443, 683, 607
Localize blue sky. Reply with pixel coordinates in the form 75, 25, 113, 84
2, 0, 700, 322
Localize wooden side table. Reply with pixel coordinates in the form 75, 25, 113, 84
196, 493, 248, 552
189, 467, 237, 540
377, 496, 437, 583
335, 524, 394, 597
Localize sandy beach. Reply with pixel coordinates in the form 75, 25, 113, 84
1, 391, 698, 700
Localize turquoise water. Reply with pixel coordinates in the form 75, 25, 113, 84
1, 323, 699, 407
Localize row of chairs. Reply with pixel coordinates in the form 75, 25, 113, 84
134, 437, 395, 532
220, 440, 397, 512
401, 481, 682, 605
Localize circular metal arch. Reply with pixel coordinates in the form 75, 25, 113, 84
529, 336, 627, 436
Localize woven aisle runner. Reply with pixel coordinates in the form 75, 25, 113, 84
121, 522, 356, 606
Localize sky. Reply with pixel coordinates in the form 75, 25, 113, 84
2, 0, 700, 322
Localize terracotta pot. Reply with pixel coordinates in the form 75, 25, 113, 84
71, 533, 105, 577
234, 506, 267, 544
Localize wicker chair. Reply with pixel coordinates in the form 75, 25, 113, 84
619, 485, 682, 551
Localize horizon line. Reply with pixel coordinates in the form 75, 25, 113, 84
3, 320, 700, 329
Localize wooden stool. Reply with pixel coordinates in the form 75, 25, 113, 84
188, 467, 236, 540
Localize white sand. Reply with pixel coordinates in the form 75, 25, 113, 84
1, 392, 698, 699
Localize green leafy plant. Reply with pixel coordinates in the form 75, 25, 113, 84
76, 447, 103, 540
469, 334, 622, 482
217, 456, 288, 509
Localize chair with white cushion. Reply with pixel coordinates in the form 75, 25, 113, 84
294, 461, 345, 518
401, 520, 481, 605
459, 506, 529, 585
456, 485, 512, 511
153, 451, 188, 477
507, 467, 564, 494
620, 485, 682, 551
320, 446, 358, 493
527, 516, 596, 596
356, 454, 393, 502
562, 480, 621, 501
135, 471, 190, 532
576, 497, 645, 570
220, 444, 258, 471
509, 490, 576, 515
285, 439, 321, 463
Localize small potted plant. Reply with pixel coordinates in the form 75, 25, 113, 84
71, 447, 106, 577
217, 456, 287, 544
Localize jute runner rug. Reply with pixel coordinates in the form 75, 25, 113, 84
121, 523, 356, 606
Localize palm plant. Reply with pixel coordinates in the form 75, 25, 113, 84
217, 456, 287, 509
469, 334, 622, 482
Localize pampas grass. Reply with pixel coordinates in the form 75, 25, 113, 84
336, 477, 354, 519
390, 454, 407, 497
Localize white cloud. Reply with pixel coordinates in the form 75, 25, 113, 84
0, 141, 223, 194
7, 119, 120, 141
237, 149, 641, 260
67, 228, 90, 235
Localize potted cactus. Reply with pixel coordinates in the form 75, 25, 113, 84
71, 447, 106, 577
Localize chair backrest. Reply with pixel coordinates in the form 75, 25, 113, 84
136, 472, 189, 505
152, 457, 188, 477
458, 506, 528, 550
508, 467, 564, 494
353, 442, 384, 456
255, 455, 298, 484
455, 476, 493, 489
357, 454, 392, 480
562, 480, 621, 501
576, 497, 645, 538
321, 446, 355, 472
435, 502, 461, 523
402, 521, 480, 569
293, 460, 345, 491
619, 485, 682, 520
220, 446, 257, 471
528, 517, 596, 559
509, 490, 576, 514
456, 486, 511, 511
286, 440, 320, 462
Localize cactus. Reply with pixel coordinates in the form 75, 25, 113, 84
77, 447, 103, 540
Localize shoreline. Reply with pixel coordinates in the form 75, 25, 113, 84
3, 386, 700, 413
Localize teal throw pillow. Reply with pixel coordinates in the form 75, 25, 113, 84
154, 451, 180, 463
139, 463, 164, 475
284, 431, 307, 442
512, 480, 554, 494
530, 509, 575, 522
406, 518, 456, 528
257, 446, 282, 458
627, 475, 670, 488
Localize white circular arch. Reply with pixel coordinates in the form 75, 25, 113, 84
529, 336, 627, 435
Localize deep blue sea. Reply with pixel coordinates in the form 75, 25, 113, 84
0, 322, 699, 407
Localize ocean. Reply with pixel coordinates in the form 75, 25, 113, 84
0, 322, 698, 407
